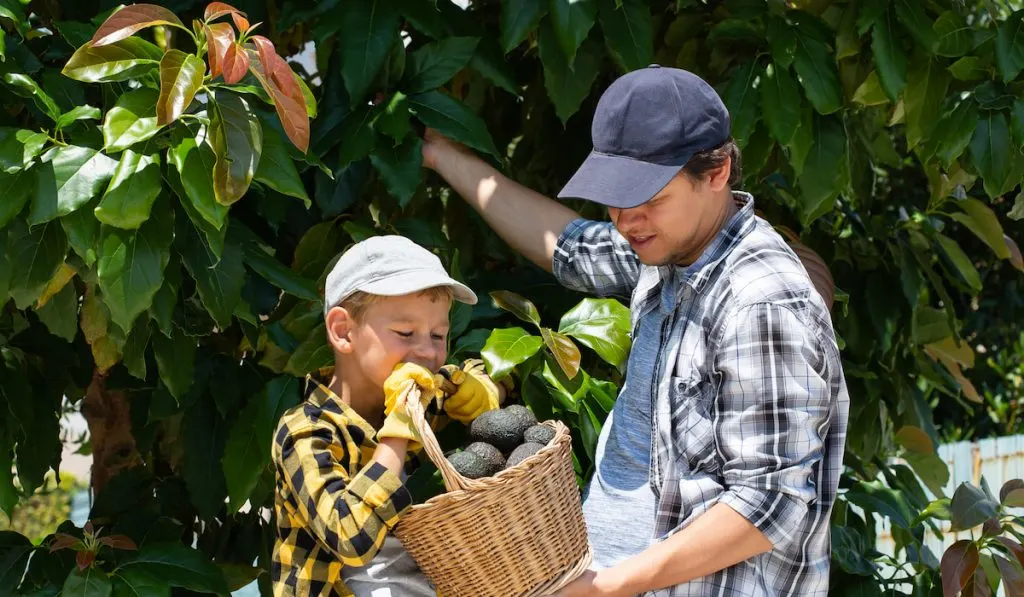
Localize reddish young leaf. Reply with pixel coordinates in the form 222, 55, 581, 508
205, 23, 235, 79
49, 533, 83, 553
76, 550, 96, 571
963, 565, 993, 597
83, 521, 94, 536
204, 2, 246, 22
998, 537, 1024, 569
231, 12, 250, 33
91, 4, 186, 47
1000, 479, 1024, 503
247, 36, 309, 152
1007, 235, 1023, 272
98, 534, 138, 551
222, 42, 250, 84
996, 555, 1024, 597
983, 517, 1003, 537
941, 540, 980, 597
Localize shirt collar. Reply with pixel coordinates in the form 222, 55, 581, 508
674, 191, 756, 294
304, 367, 378, 439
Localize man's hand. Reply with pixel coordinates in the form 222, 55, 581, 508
421, 127, 472, 172
439, 359, 500, 424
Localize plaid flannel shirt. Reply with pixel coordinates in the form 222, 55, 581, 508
271, 368, 421, 597
553, 192, 849, 596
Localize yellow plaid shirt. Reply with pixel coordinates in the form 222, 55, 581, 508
271, 368, 424, 597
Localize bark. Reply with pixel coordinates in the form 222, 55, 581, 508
80, 369, 142, 494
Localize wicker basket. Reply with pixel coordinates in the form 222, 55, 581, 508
393, 383, 592, 597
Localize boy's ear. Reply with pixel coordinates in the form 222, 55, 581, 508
325, 306, 354, 354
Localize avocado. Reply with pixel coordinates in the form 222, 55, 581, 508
504, 404, 537, 432
469, 409, 525, 452
523, 424, 556, 446
505, 442, 545, 469
464, 442, 506, 476
447, 450, 491, 479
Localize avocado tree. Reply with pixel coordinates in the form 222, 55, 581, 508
0, 0, 1022, 595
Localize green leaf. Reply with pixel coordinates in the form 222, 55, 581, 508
786, 105, 814, 176
852, 71, 889, 106
29, 145, 118, 225
491, 290, 542, 326
904, 451, 950, 499
369, 133, 423, 208
103, 88, 163, 153
1013, 99, 1024, 150
7, 220, 67, 309
36, 282, 79, 342
150, 257, 180, 337
469, 38, 520, 95
408, 91, 500, 158
760, 63, 801, 145
184, 398, 228, 519
239, 230, 318, 301
912, 306, 952, 345
97, 198, 173, 331
995, 11, 1024, 83
935, 233, 982, 292
481, 327, 544, 380
374, 92, 412, 145
224, 376, 299, 512
117, 543, 229, 594
501, 0, 547, 53
210, 91, 262, 206
834, 3, 861, 60
156, 50, 205, 126
336, 105, 378, 167
798, 115, 847, 225
846, 480, 916, 529
61, 37, 163, 83
894, 0, 937, 52
550, 0, 598, 64
904, 58, 950, 151
948, 56, 989, 82
284, 323, 333, 377
403, 36, 479, 94
122, 316, 151, 380
597, 0, 653, 72
152, 323, 196, 402
254, 125, 309, 205
970, 111, 1022, 199
62, 568, 112, 597
719, 61, 760, 144
934, 11, 972, 57
951, 198, 1011, 259
950, 483, 999, 531
0, 128, 46, 173
339, 0, 400, 104
169, 131, 229, 232
793, 36, 842, 114
178, 220, 245, 328
95, 150, 162, 229
766, 16, 797, 69
2, 73, 61, 122
0, 168, 34, 229
935, 100, 979, 167
113, 567, 169, 597
542, 328, 582, 379
55, 105, 101, 131
537, 22, 602, 124
872, 8, 908, 101
558, 298, 631, 368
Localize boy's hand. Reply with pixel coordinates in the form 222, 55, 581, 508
439, 359, 500, 424
379, 363, 442, 449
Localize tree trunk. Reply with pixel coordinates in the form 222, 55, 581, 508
81, 369, 142, 495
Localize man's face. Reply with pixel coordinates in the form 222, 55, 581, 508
330, 293, 452, 395
607, 168, 729, 266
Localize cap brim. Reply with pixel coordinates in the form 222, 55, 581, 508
359, 271, 478, 305
557, 151, 688, 208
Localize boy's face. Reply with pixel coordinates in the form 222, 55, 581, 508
329, 292, 452, 395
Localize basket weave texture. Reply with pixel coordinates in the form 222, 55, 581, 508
393, 383, 592, 597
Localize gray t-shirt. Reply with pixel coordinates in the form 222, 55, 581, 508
582, 276, 677, 569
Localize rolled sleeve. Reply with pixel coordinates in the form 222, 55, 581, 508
714, 302, 831, 549
276, 423, 413, 567
552, 218, 640, 300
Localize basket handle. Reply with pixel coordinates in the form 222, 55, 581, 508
400, 380, 475, 493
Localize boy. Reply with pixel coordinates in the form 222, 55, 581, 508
270, 235, 500, 596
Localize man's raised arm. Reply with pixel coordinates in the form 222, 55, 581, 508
422, 129, 580, 273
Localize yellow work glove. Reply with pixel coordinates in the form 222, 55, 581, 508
439, 358, 500, 424
378, 363, 442, 449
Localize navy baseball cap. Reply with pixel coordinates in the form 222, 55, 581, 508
557, 65, 731, 209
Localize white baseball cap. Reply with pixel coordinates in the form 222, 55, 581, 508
323, 235, 478, 316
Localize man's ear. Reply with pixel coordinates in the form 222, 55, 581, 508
707, 155, 732, 192
325, 306, 354, 354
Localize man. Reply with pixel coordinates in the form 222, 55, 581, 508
421, 65, 849, 596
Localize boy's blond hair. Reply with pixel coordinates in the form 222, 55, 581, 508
341, 286, 454, 320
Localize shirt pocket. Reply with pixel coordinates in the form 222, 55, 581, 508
667, 375, 720, 476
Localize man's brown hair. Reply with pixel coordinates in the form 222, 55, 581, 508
683, 138, 742, 187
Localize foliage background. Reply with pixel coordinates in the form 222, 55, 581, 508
0, 0, 1023, 595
